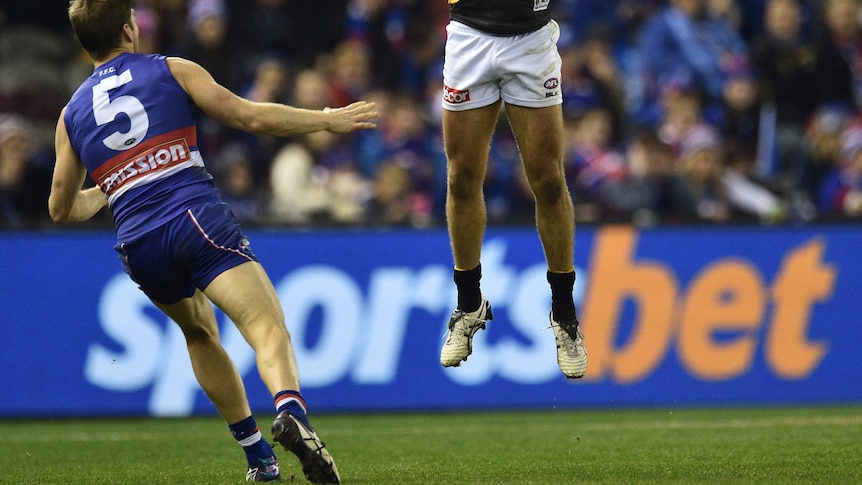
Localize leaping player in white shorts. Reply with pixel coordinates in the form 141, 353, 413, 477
439, 0, 588, 379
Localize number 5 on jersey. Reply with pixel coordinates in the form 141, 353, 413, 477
92, 69, 149, 151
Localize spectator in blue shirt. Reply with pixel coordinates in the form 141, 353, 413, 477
637, 0, 750, 127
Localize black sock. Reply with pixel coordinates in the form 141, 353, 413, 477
547, 270, 576, 322
454, 264, 482, 312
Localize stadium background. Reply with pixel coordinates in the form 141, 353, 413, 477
2, 1, 862, 417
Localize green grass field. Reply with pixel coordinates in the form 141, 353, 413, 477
2, 406, 860, 484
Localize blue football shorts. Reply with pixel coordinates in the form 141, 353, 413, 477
115, 201, 258, 304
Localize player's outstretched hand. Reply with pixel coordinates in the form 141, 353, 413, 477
324, 101, 378, 134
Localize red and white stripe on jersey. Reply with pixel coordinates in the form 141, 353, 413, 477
90, 126, 204, 202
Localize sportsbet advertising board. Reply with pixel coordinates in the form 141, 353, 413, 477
1, 224, 859, 416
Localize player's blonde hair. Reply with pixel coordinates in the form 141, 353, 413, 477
68, 0, 132, 61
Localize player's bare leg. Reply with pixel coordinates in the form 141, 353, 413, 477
156, 290, 281, 482
505, 103, 573, 271
154, 291, 253, 423
443, 101, 501, 271
506, 103, 587, 378
440, 102, 500, 367
205, 261, 340, 483
203, 261, 299, 394
157, 288, 282, 481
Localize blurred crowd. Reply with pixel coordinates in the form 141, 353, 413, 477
4, 0, 862, 229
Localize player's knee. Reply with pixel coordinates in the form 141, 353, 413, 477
447, 171, 482, 200
532, 176, 568, 205
179, 321, 219, 343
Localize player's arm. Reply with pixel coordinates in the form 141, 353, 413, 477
48, 108, 108, 224
166, 57, 376, 136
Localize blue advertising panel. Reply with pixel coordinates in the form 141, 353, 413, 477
1, 225, 861, 417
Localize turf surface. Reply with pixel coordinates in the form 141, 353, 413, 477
2, 406, 860, 484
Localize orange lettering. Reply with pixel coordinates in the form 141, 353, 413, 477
582, 226, 677, 383
766, 239, 834, 378
678, 260, 766, 379
582, 229, 834, 385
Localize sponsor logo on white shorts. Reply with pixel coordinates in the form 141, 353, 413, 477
443, 84, 471, 104
544, 77, 560, 98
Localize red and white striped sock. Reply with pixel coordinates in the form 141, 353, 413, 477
274, 390, 310, 427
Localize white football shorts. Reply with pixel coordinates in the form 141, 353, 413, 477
442, 19, 563, 111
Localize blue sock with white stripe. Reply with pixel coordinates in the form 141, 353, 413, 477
229, 415, 275, 467
274, 390, 311, 428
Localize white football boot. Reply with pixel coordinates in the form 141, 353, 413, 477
440, 297, 493, 367
550, 312, 588, 379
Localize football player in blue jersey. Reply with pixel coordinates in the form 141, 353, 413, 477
49, 1, 376, 482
